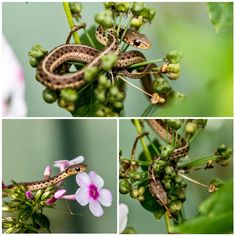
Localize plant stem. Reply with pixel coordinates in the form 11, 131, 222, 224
128, 58, 163, 69
164, 212, 172, 233
133, 119, 152, 162
63, 2, 80, 44
178, 154, 219, 169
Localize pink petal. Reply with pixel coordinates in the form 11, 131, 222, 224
46, 197, 57, 205
89, 171, 104, 189
69, 156, 84, 165
53, 160, 69, 172
54, 189, 66, 199
76, 172, 91, 187
98, 189, 112, 207
89, 199, 104, 217
62, 194, 76, 200
75, 187, 89, 206
44, 166, 51, 179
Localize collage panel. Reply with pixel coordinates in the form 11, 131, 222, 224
2, 2, 233, 117
119, 119, 233, 234
2, 119, 117, 233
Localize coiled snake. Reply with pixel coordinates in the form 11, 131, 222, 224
2, 163, 87, 194
36, 23, 154, 91
147, 119, 189, 214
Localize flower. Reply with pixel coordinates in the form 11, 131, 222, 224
44, 166, 51, 179
25, 191, 34, 200
119, 203, 129, 233
75, 171, 112, 217
46, 189, 67, 205
54, 156, 84, 172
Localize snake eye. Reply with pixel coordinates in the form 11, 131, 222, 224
75, 167, 81, 171
133, 39, 142, 47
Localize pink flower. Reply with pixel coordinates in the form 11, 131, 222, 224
75, 171, 112, 217
46, 189, 67, 205
44, 166, 51, 179
54, 156, 84, 172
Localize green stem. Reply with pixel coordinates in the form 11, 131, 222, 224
128, 58, 163, 69
178, 154, 219, 169
133, 119, 152, 162
78, 19, 96, 48
63, 2, 80, 44
146, 135, 160, 156
164, 212, 172, 233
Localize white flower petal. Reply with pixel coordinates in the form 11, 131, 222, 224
76, 172, 91, 187
89, 171, 104, 189
89, 199, 104, 217
69, 156, 84, 164
98, 189, 112, 207
75, 187, 89, 206
119, 203, 129, 233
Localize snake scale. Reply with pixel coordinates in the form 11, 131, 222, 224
3, 163, 87, 194
36, 23, 153, 91
146, 119, 189, 213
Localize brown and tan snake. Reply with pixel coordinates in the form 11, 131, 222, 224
36, 24, 153, 90
147, 119, 189, 213
3, 163, 87, 194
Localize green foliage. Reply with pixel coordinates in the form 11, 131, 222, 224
207, 3, 233, 33
171, 179, 233, 233
2, 184, 56, 233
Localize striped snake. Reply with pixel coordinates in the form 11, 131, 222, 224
2, 163, 87, 194
146, 119, 189, 213
36, 23, 154, 91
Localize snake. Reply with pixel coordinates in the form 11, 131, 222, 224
146, 119, 189, 213
2, 163, 87, 194
36, 23, 153, 91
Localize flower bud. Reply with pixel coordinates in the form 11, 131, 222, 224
101, 53, 117, 71
185, 122, 197, 134
60, 88, 78, 103
165, 119, 182, 130
165, 51, 183, 64
131, 2, 145, 16
84, 66, 99, 82
130, 188, 139, 198
95, 10, 113, 28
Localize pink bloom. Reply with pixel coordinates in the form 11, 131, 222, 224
54, 156, 84, 172
44, 166, 51, 179
75, 171, 112, 217
46, 189, 66, 205
25, 191, 34, 200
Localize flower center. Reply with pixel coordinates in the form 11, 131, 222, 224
89, 184, 99, 200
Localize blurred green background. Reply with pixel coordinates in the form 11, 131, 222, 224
2, 2, 233, 117
2, 119, 117, 233
119, 119, 233, 233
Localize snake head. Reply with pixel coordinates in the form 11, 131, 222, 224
66, 163, 87, 175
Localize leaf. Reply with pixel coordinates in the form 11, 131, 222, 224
207, 3, 233, 33
32, 213, 51, 232
171, 179, 233, 233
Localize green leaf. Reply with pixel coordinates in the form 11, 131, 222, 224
207, 3, 233, 33
171, 179, 233, 233
32, 213, 51, 232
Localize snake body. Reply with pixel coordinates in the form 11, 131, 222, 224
147, 119, 189, 212
3, 163, 87, 192
36, 24, 151, 90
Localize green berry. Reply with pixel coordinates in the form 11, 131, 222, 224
130, 16, 143, 29
129, 171, 142, 181
109, 85, 119, 96
166, 51, 183, 64
153, 77, 172, 95
95, 9, 113, 28
167, 63, 180, 73
69, 2, 82, 15
96, 91, 106, 103
112, 101, 124, 110
42, 88, 58, 103
177, 190, 186, 201
57, 97, 67, 108
165, 166, 175, 177
60, 88, 78, 103
185, 122, 197, 134
138, 195, 145, 201
66, 103, 75, 112
96, 109, 105, 117
101, 53, 117, 71
160, 144, 174, 160
130, 188, 139, 198
119, 179, 131, 194
122, 227, 137, 234
170, 200, 183, 213
84, 66, 99, 82
165, 119, 182, 129
167, 72, 180, 80
138, 186, 145, 196
164, 181, 172, 190
131, 2, 145, 16
103, 2, 114, 8
98, 74, 108, 86
114, 3, 130, 13
215, 144, 232, 160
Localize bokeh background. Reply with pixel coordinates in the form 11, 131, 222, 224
2, 2, 233, 117
2, 119, 117, 233
119, 119, 233, 233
